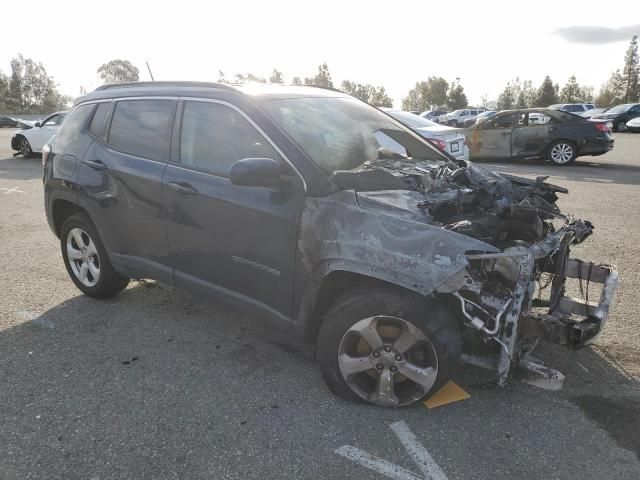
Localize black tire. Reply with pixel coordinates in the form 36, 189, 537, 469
547, 140, 577, 166
614, 122, 627, 133
317, 286, 461, 407
60, 212, 129, 298
19, 136, 33, 158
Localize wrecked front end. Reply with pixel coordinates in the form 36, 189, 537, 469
331, 158, 618, 388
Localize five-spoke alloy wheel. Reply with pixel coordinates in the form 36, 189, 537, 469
66, 228, 101, 287
60, 212, 129, 298
337, 316, 439, 407
317, 286, 461, 408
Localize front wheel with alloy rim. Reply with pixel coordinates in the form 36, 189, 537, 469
548, 140, 576, 166
60, 213, 129, 298
317, 286, 461, 407
20, 137, 33, 157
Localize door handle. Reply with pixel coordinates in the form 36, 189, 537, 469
166, 181, 198, 197
83, 159, 106, 171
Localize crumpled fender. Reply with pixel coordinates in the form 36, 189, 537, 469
298, 191, 500, 296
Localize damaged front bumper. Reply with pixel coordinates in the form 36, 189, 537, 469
450, 221, 619, 388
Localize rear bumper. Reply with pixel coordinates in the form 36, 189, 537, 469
579, 135, 614, 156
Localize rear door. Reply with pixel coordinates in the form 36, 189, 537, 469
163, 99, 305, 317
76, 98, 177, 282
468, 112, 516, 159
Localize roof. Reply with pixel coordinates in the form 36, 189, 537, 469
76, 81, 348, 105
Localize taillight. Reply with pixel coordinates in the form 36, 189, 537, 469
594, 122, 609, 133
427, 138, 447, 150
42, 143, 51, 166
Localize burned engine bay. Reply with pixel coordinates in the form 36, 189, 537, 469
331, 157, 589, 246
330, 157, 617, 388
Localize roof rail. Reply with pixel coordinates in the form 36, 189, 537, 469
93, 81, 237, 92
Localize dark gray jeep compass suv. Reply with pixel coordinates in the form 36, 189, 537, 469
43, 82, 618, 407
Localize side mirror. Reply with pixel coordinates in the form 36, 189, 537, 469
35, 122, 41, 127
229, 157, 282, 188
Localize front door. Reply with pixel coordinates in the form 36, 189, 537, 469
30, 112, 65, 150
163, 99, 305, 318
468, 112, 517, 159
511, 112, 553, 158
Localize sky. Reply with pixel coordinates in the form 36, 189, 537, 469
1, 0, 639, 108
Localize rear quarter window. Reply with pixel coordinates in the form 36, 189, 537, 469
54, 104, 95, 149
107, 99, 176, 161
88, 102, 112, 139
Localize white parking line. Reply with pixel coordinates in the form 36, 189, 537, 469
0, 186, 25, 194
335, 421, 448, 480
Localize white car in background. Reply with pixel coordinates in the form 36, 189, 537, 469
627, 116, 640, 132
385, 109, 469, 160
11, 111, 67, 157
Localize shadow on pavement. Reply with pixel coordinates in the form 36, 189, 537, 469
0, 155, 43, 181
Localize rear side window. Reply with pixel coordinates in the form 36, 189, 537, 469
88, 102, 112, 138
179, 101, 282, 177
54, 104, 95, 148
108, 99, 175, 161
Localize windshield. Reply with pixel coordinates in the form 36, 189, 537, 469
261, 97, 444, 174
607, 104, 634, 114
387, 110, 439, 129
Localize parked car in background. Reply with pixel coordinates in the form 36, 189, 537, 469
385, 109, 469, 160
464, 110, 496, 127
548, 103, 596, 114
466, 108, 613, 165
440, 108, 486, 127
419, 109, 448, 121
581, 107, 607, 119
627, 116, 640, 132
10, 111, 68, 156
0, 115, 18, 127
590, 103, 640, 132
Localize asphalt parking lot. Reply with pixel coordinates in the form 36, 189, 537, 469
1, 127, 639, 480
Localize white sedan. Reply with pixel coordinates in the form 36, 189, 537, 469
384, 109, 469, 160
11, 111, 67, 157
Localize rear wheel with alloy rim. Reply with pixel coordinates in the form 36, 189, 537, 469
317, 286, 461, 407
60, 212, 129, 298
548, 140, 576, 166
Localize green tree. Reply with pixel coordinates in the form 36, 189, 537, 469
515, 91, 527, 109
291, 76, 302, 86
596, 70, 624, 106
0, 72, 9, 112
496, 82, 516, 110
622, 35, 639, 102
217, 70, 227, 83
535, 75, 559, 107
401, 77, 449, 112
446, 78, 467, 110
559, 75, 583, 103
269, 69, 284, 83
340, 80, 392, 107
97, 59, 139, 84
304, 63, 333, 88
2, 54, 69, 114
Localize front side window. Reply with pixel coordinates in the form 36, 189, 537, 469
179, 101, 282, 177
260, 96, 444, 174
483, 113, 517, 129
43, 114, 60, 127
108, 99, 175, 161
